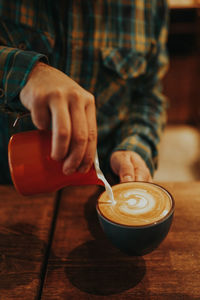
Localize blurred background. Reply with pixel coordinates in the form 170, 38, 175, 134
154, 0, 200, 181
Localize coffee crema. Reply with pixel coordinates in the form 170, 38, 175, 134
98, 182, 172, 226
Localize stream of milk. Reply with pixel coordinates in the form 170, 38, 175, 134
94, 151, 115, 204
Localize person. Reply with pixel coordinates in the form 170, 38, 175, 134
0, 0, 168, 184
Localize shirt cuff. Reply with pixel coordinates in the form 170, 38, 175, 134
113, 135, 156, 176
0, 48, 48, 112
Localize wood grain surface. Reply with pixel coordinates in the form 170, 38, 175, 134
0, 186, 56, 300
41, 182, 200, 299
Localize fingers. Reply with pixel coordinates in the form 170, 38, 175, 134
110, 151, 134, 182
47, 91, 97, 175
110, 151, 152, 183
31, 101, 51, 130
118, 155, 135, 183
130, 153, 152, 182
19, 62, 97, 173
134, 166, 152, 182
78, 99, 97, 173
62, 99, 88, 174
62, 93, 97, 175
50, 97, 71, 161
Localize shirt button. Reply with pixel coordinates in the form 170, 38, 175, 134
0, 88, 4, 98
18, 42, 27, 50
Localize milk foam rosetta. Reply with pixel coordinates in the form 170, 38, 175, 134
98, 182, 172, 226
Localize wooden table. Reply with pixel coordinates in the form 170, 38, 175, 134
0, 182, 200, 299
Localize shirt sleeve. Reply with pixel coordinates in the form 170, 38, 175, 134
0, 46, 48, 113
113, 0, 169, 176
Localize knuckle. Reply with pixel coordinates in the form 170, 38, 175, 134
88, 128, 97, 142
32, 91, 43, 107
69, 89, 95, 106
74, 131, 87, 146
70, 89, 82, 102
48, 88, 64, 100
32, 90, 48, 110
86, 92, 95, 104
57, 128, 69, 141
32, 88, 45, 101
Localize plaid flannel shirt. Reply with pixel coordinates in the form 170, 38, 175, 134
0, 0, 168, 183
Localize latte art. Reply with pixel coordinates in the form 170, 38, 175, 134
98, 182, 172, 226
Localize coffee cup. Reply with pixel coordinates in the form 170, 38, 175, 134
96, 181, 174, 255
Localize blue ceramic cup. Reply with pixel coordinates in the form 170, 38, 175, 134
96, 182, 174, 256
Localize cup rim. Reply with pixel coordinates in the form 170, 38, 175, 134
96, 181, 175, 229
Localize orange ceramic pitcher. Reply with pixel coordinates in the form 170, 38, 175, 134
8, 130, 104, 195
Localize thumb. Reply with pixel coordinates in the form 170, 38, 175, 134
118, 160, 135, 183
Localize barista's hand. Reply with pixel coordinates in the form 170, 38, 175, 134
20, 62, 97, 175
110, 151, 152, 182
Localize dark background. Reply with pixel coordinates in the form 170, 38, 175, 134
164, 3, 200, 126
